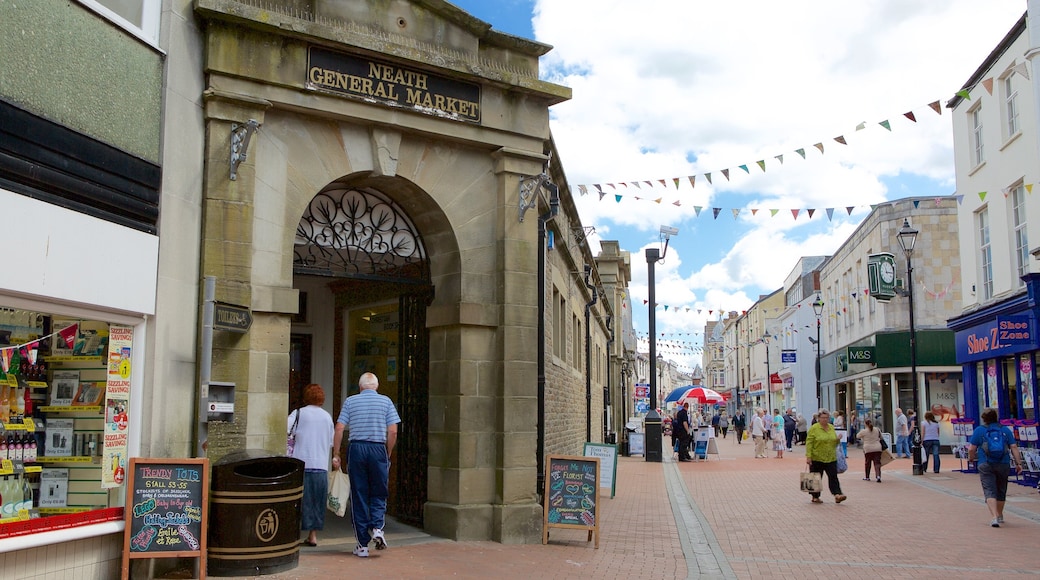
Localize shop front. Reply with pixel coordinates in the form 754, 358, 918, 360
949, 275, 1040, 425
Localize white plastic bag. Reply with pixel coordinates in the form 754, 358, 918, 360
327, 470, 350, 517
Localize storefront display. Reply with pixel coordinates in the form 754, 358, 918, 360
0, 309, 130, 530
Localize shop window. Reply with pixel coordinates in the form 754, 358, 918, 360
0, 307, 132, 537
80, 0, 160, 45
1010, 183, 1028, 284
1003, 359, 1020, 418
553, 289, 564, 360
976, 208, 993, 300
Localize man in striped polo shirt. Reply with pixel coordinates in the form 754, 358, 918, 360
332, 372, 402, 558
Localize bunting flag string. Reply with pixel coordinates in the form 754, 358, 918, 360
574, 64, 1032, 205
573, 94, 957, 197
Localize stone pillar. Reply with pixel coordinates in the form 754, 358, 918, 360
200, 89, 272, 460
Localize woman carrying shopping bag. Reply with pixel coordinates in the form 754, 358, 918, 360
805, 408, 846, 504
289, 383, 335, 547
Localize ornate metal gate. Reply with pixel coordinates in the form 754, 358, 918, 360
392, 288, 432, 526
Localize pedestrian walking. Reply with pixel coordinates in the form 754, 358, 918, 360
333, 372, 402, 557
894, 408, 910, 458
920, 411, 942, 473
711, 412, 721, 437
796, 413, 807, 445
771, 409, 784, 459
676, 403, 692, 462
289, 384, 335, 547
751, 409, 767, 458
848, 410, 860, 448
733, 411, 746, 444
967, 407, 1024, 527
805, 408, 846, 504
783, 409, 796, 451
719, 412, 729, 439
834, 410, 848, 457
857, 418, 883, 482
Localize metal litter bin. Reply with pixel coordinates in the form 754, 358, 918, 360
208, 450, 304, 576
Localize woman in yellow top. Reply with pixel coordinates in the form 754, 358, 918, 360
805, 409, 846, 504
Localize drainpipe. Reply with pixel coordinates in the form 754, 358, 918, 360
536, 182, 559, 497
584, 265, 598, 442
604, 315, 614, 442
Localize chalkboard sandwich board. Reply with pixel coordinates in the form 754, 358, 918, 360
121, 458, 210, 580
543, 455, 600, 548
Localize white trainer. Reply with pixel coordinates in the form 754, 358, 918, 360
371, 528, 387, 550
353, 544, 369, 557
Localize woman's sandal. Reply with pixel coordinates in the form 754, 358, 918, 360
811, 497, 823, 504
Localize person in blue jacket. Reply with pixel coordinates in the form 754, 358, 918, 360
967, 408, 1024, 528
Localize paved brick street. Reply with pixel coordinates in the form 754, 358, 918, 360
223, 433, 1040, 580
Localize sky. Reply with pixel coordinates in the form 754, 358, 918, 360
449, 0, 1027, 373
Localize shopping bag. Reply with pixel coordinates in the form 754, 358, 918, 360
327, 469, 350, 517
879, 449, 895, 466
800, 470, 822, 493
836, 447, 848, 474
742, 431, 749, 441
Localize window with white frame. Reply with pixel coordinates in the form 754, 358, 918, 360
1003, 73, 1020, 139
970, 104, 984, 167
1011, 183, 1028, 283
977, 207, 994, 300
79, 0, 160, 45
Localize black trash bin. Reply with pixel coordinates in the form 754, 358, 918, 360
208, 450, 305, 577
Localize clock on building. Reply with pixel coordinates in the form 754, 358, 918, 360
880, 261, 895, 284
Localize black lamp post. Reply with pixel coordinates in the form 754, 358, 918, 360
812, 294, 824, 410
897, 218, 922, 476
645, 226, 678, 463
762, 334, 772, 413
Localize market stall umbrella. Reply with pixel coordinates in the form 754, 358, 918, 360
663, 386, 696, 404
678, 387, 725, 405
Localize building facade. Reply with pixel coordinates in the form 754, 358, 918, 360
948, 11, 1040, 428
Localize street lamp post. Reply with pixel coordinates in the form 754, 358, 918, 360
762, 334, 771, 413
645, 226, 678, 463
812, 294, 824, 410
897, 218, 922, 476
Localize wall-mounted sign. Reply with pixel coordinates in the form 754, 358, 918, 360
955, 312, 1039, 363
996, 315, 1033, 345
307, 46, 481, 123
781, 350, 797, 364
213, 303, 252, 333
847, 346, 875, 363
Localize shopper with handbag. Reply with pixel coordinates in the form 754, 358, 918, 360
920, 411, 942, 473
857, 418, 884, 482
288, 384, 335, 547
805, 408, 846, 504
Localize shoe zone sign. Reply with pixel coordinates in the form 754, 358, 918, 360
955, 314, 1037, 363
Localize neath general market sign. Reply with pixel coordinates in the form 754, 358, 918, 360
307, 47, 481, 123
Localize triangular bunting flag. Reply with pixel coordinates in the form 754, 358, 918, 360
791, 209, 800, 220
649, 180, 657, 188
913, 200, 921, 208
705, 173, 713, 184
643, 300, 649, 305
879, 120, 891, 131
598, 191, 607, 200
904, 111, 917, 123
594, 184, 603, 193
694, 206, 703, 216
688, 175, 696, 188
934, 197, 943, 206
1026, 184, 1033, 194
731, 209, 740, 219
608, 183, 616, 189
672, 178, 680, 189
955, 89, 971, 100
753, 160, 763, 171
751, 208, 759, 215
578, 185, 588, 195
739, 164, 749, 174
795, 148, 806, 159
620, 182, 628, 188
672, 200, 681, 206
981, 77, 994, 95
712, 208, 722, 219
978, 191, 987, 201
664, 305, 669, 311
59, 324, 78, 349
807, 208, 816, 219
654, 198, 662, 204
1014, 62, 1030, 80
775, 154, 784, 164
721, 169, 730, 181
826, 208, 834, 221
813, 143, 824, 154
928, 101, 942, 115
955, 195, 964, 205
855, 122, 866, 131
869, 204, 879, 211
770, 209, 779, 217
615, 194, 622, 203
846, 207, 854, 215
834, 136, 846, 145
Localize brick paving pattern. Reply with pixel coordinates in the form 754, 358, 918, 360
216, 433, 1040, 579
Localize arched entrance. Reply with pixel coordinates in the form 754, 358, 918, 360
291, 180, 431, 526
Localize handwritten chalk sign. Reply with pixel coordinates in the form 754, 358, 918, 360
583, 442, 618, 498
543, 455, 599, 548
121, 458, 209, 580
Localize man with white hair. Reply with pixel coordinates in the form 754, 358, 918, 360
333, 372, 402, 558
